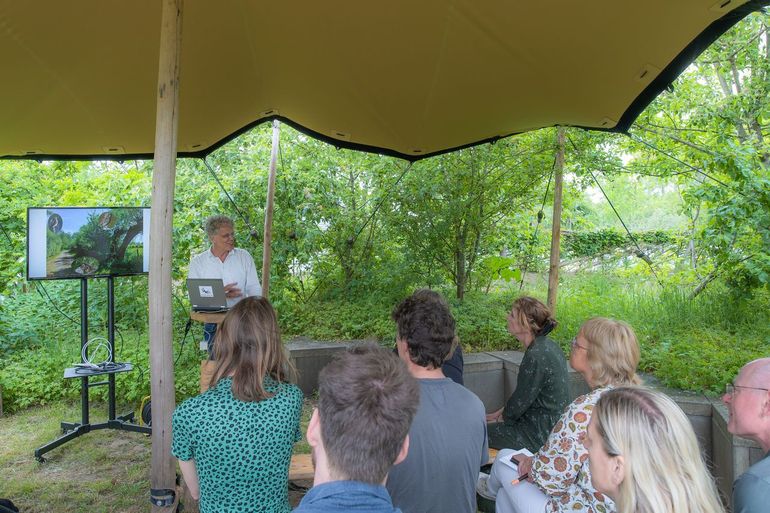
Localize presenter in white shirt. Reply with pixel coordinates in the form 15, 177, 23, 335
188, 215, 262, 356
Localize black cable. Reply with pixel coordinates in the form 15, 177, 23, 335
626, 132, 745, 197
202, 157, 256, 234
0, 222, 14, 246
174, 318, 193, 366
0, 220, 81, 325
131, 325, 146, 385
36, 283, 79, 325
300, 160, 416, 302
565, 134, 664, 286
352, 161, 413, 242
585, 167, 663, 287
114, 322, 125, 357
518, 157, 556, 291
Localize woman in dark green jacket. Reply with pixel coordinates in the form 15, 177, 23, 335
486, 296, 569, 452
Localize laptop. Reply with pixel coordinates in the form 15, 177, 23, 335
187, 278, 230, 312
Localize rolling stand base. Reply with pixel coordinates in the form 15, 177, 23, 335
35, 411, 151, 462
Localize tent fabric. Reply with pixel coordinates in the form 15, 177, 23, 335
0, 0, 767, 162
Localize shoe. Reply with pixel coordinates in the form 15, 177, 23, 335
476, 472, 496, 501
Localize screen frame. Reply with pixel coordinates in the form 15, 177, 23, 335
27, 206, 151, 281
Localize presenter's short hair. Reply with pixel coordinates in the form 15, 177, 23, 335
318, 343, 419, 484
205, 215, 234, 238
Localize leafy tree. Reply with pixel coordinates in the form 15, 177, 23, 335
391, 133, 554, 299
627, 11, 770, 296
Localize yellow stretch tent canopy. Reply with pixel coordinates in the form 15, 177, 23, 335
0, 0, 767, 162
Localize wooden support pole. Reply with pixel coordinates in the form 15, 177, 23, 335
547, 127, 566, 315
149, 0, 182, 511
261, 120, 280, 299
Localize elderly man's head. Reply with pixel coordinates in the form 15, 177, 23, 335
205, 215, 235, 253
724, 358, 770, 450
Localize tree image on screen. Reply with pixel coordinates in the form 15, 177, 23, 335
45, 208, 144, 278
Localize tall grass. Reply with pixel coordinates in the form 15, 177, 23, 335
2, 272, 767, 412
548, 274, 770, 393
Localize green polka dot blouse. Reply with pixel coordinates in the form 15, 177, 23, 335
172, 376, 303, 513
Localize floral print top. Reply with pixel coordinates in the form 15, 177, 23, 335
532, 385, 616, 513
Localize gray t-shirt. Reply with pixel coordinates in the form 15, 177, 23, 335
386, 378, 489, 513
734, 451, 770, 513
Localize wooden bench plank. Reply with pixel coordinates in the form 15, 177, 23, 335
288, 448, 499, 481
289, 453, 314, 481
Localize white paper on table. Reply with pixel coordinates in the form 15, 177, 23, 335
499, 448, 534, 471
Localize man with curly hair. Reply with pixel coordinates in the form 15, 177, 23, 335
386, 290, 488, 513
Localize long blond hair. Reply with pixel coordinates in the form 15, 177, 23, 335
593, 387, 724, 513
209, 296, 296, 401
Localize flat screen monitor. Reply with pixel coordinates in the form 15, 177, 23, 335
27, 207, 151, 280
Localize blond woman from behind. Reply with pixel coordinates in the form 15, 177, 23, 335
586, 387, 724, 513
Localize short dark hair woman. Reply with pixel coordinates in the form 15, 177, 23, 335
486, 296, 570, 452
172, 297, 302, 513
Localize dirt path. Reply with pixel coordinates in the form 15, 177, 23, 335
46, 250, 74, 273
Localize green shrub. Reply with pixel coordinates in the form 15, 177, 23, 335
2, 272, 768, 412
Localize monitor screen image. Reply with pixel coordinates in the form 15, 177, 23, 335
27, 207, 151, 280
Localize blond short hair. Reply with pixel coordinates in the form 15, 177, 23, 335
580, 317, 641, 387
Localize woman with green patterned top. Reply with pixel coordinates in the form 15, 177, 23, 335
172, 296, 303, 513
486, 296, 570, 452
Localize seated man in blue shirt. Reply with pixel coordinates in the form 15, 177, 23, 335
294, 343, 420, 513
724, 357, 770, 513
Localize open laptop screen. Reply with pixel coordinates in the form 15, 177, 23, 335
187, 278, 229, 312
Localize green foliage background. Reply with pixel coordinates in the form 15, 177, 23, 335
0, 13, 769, 413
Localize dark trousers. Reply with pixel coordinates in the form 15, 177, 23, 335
487, 421, 527, 451
203, 322, 217, 359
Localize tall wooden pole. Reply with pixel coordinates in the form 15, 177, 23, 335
547, 127, 566, 314
149, 0, 182, 511
261, 120, 280, 299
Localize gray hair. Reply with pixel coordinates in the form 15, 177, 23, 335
205, 215, 234, 238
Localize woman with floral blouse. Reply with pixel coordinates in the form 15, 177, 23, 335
482, 317, 641, 513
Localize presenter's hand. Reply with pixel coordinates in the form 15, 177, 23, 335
224, 282, 243, 299
486, 408, 504, 423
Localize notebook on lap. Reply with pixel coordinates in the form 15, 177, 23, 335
187, 278, 229, 312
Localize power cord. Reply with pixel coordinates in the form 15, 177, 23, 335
174, 318, 193, 366
73, 336, 127, 374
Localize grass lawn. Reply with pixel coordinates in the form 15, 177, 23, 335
0, 399, 314, 513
